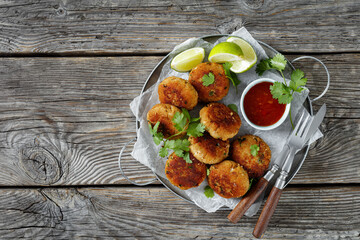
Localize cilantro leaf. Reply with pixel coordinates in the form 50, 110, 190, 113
183, 151, 192, 163
255, 58, 272, 76
202, 72, 215, 86
187, 122, 205, 137
223, 62, 240, 90
165, 139, 190, 152
228, 104, 238, 113
174, 149, 185, 158
250, 144, 260, 157
159, 147, 168, 158
176, 139, 190, 151
172, 111, 188, 132
204, 186, 214, 198
148, 122, 163, 145
190, 117, 200, 123
270, 53, 287, 71
207, 168, 210, 176
182, 108, 191, 121
289, 69, 307, 92
270, 82, 293, 104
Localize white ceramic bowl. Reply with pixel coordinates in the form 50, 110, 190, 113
240, 78, 290, 131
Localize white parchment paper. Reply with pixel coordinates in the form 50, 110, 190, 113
129, 27, 322, 214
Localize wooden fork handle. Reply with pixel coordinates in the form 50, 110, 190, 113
253, 186, 283, 238
227, 177, 269, 224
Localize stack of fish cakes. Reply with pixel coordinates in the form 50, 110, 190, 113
147, 62, 271, 199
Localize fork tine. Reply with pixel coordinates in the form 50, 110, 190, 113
292, 111, 305, 135
301, 116, 313, 138
298, 115, 311, 136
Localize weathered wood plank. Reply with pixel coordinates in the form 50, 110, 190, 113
0, 55, 359, 186
0, 186, 358, 239
0, 0, 359, 55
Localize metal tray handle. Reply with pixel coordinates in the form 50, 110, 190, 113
291, 56, 330, 103
118, 137, 157, 186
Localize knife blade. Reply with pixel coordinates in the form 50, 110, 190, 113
304, 104, 326, 144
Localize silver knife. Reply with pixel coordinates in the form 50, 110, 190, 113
253, 104, 326, 238
276, 103, 326, 189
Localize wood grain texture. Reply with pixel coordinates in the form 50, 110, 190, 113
0, 186, 359, 239
0, 0, 359, 55
0, 55, 359, 186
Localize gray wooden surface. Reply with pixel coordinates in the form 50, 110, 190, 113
0, 0, 359, 239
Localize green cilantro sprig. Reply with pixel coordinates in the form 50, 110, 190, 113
250, 144, 260, 157
148, 108, 205, 163
227, 104, 238, 113
204, 185, 214, 198
223, 62, 240, 92
202, 72, 215, 86
255, 53, 307, 128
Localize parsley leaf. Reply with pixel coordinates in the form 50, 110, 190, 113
164, 139, 192, 163
159, 147, 168, 158
223, 62, 240, 90
204, 186, 214, 198
183, 151, 192, 163
172, 111, 188, 132
165, 139, 190, 152
148, 122, 163, 145
202, 72, 215, 86
250, 144, 260, 157
187, 122, 205, 137
270, 82, 293, 104
190, 117, 200, 123
289, 69, 307, 92
228, 104, 238, 113
182, 108, 191, 122
270, 53, 287, 71
255, 58, 272, 76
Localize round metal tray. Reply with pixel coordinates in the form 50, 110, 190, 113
120, 34, 329, 206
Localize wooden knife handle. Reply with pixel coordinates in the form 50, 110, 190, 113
227, 177, 269, 224
253, 186, 283, 238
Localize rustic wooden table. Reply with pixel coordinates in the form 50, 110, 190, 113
0, 1, 359, 239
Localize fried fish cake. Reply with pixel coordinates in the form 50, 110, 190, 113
158, 76, 198, 110
189, 132, 229, 164
208, 160, 249, 198
200, 102, 241, 141
147, 103, 187, 139
165, 152, 207, 190
188, 62, 229, 102
231, 135, 271, 178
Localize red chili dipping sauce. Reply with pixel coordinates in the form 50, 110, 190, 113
244, 81, 286, 126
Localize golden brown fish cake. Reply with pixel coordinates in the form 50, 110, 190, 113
231, 135, 271, 178
200, 102, 241, 141
188, 62, 229, 102
158, 76, 198, 110
189, 132, 229, 164
208, 160, 249, 198
147, 103, 187, 139
165, 152, 207, 190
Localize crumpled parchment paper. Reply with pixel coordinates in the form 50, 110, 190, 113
129, 27, 322, 215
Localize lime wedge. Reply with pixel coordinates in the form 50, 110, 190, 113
171, 47, 205, 72
208, 42, 243, 63
226, 37, 257, 73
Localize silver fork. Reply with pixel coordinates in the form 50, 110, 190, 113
253, 111, 312, 238
228, 111, 311, 224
